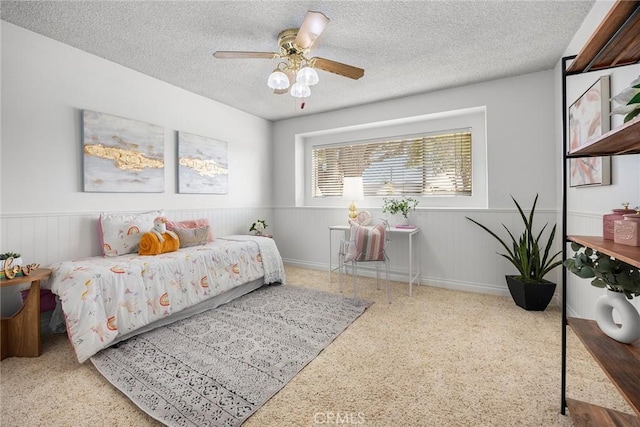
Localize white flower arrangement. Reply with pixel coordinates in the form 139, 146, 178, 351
249, 219, 268, 234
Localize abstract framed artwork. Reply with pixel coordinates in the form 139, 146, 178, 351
178, 131, 229, 194
569, 156, 611, 187
83, 110, 165, 192
568, 75, 611, 187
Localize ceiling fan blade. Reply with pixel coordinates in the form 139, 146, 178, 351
294, 11, 329, 50
311, 57, 365, 80
213, 51, 279, 59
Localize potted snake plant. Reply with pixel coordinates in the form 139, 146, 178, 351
466, 194, 563, 311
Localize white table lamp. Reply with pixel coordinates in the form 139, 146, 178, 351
343, 177, 364, 221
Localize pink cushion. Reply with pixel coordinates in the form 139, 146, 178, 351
173, 226, 210, 248
345, 222, 386, 262
166, 218, 214, 242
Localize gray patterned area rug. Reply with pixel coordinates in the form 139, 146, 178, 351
90, 285, 372, 427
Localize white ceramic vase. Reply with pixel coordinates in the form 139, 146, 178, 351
386, 214, 409, 227
595, 289, 640, 344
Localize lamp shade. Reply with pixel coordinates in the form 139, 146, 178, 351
342, 177, 364, 201
267, 70, 290, 90
290, 81, 311, 98
297, 66, 319, 86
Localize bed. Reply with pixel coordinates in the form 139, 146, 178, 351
44, 235, 285, 363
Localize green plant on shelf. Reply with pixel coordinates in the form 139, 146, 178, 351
564, 242, 640, 299
611, 74, 640, 123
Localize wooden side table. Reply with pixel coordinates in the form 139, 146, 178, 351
0, 268, 52, 360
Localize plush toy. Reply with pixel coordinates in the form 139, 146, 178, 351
138, 217, 180, 255
150, 217, 178, 242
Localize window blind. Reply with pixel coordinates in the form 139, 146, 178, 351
312, 130, 472, 197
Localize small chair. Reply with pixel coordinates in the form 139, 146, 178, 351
340, 219, 391, 303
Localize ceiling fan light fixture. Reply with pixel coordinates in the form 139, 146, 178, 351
297, 66, 319, 86
290, 81, 311, 98
214, 12, 363, 103
267, 70, 290, 90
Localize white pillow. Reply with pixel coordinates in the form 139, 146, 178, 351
99, 210, 163, 257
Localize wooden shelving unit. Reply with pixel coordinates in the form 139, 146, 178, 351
566, 398, 640, 427
562, 1, 640, 426
568, 318, 640, 419
567, 235, 640, 268
566, 0, 640, 74
567, 117, 640, 157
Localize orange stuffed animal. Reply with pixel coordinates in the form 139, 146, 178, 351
138, 217, 180, 255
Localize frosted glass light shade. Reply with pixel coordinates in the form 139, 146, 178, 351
290, 81, 311, 98
342, 177, 364, 201
267, 70, 290, 90
297, 66, 319, 85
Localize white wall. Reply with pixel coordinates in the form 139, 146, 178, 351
272, 70, 561, 297
7, 6, 634, 316
554, 0, 640, 318
1, 22, 272, 215
0, 23, 274, 315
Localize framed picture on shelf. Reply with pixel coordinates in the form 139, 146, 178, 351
569, 157, 611, 187
568, 75, 611, 187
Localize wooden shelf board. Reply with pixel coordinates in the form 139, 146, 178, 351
567, 236, 640, 268
568, 318, 640, 416
567, 117, 640, 157
566, 398, 640, 427
566, 1, 640, 74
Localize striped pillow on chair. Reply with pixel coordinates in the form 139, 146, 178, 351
344, 222, 386, 262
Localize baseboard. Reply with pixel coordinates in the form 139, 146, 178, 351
421, 277, 511, 298
566, 303, 580, 318
282, 258, 511, 298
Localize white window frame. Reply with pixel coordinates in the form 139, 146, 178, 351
296, 106, 488, 209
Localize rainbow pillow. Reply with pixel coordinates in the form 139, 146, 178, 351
99, 210, 163, 257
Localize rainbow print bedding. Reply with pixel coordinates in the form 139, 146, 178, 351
45, 237, 284, 363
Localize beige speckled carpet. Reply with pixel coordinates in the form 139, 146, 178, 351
0, 266, 635, 426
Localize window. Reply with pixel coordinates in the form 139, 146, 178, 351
312, 130, 472, 198
296, 106, 487, 209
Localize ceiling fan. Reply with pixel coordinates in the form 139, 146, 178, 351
213, 11, 364, 99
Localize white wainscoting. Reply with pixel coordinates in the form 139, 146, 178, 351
0, 207, 272, 317
3, 207, 623, 320
273, 206, 563, 299
0, 208, 273, 266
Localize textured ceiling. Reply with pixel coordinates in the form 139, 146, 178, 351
1, 0, 595, 121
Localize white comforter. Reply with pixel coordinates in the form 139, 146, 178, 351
45, 237, 284, 363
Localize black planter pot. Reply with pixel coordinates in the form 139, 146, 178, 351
505, 275, 556, 311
